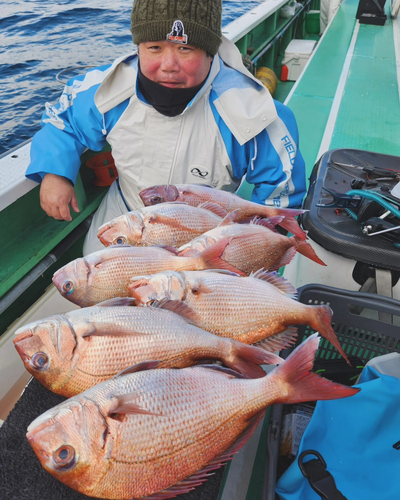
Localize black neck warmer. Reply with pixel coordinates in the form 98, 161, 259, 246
137, 63, 207, 117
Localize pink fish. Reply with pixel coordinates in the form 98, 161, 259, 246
139, 183, 307, 239
26, 334, 359, 499
52, 242, 243, 307
178, 219, 325, 274
97, 201, 226, 248
14, 298, 282, 397
128, 269, 349, 363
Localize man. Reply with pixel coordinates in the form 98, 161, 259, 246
26, 0, 306, 255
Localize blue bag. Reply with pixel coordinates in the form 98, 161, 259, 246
276, 367, 400, 500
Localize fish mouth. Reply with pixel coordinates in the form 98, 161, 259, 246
97, 221, 113, 238
13, 331, 33, 361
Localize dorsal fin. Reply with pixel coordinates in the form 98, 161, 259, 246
151, 299, 198, 324
198, 202, 227, 218
250, 269, 298, 298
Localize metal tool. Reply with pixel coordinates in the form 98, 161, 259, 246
316, 187, 362, 209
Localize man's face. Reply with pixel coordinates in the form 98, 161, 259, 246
138, 41, 212, 89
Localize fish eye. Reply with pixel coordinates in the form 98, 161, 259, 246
53, 445, 76, 469
191, 288, 199, 295
62, 281, 74, 295
31, 352, 49, 370
113, 236, 126, 245
151, 196, 162, 204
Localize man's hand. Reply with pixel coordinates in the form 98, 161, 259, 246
40, 173, 80, 221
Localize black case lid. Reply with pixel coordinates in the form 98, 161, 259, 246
301, 148, 400, 272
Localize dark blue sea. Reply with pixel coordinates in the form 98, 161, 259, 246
0, 0, 264, 156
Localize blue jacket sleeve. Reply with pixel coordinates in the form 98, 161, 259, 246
25, 69, 109, 185
211, 98, 306, 208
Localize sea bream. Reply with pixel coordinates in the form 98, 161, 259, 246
129, 269, 349, 363
177, 218, 325, 274
13, 298, 282, 397
26, 334, 359, 499
139, 183, 307, 239
97, 201, 227, 248
52, 243, 243, 308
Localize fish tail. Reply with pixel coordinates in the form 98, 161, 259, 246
270, 334, 359, 404
310, 305, 351, 365
292, 237, 326, 266
226, 341, 283, 378
277, 215, 308, 240
196, 237, 245, 275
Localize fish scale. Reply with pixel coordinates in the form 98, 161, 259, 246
52, 246, 237, 307
14, 304, 280, 398
178, 223, 299, 274
26, 337, 359, 499
129, 270, 350, 362
97, 203, 224, 248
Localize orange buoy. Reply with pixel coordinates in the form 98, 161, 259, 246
85, 151, 118, 187
255, 67, 278, 96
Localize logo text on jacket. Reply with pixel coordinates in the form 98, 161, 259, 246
281, 135, 296, 165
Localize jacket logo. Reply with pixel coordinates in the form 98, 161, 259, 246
167, 20, 188, 44
191, 167, 208, 178
393, 441, 400, 450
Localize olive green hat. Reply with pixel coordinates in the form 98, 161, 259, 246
131, 0, 222, 56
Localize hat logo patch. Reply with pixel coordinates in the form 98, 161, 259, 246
167, 20, 188, 44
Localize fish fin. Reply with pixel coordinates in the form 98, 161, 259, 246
114, 360, 161, 378
269, 247, 298, 271
150, 299, 198, 324
292, 237, 326, 266
96, 297, 136, 307
270, 334, 360, 404
146, 213, 198, 233
310, 305, 351, 365
109, 389, 162, 416
198, 202, 227, 218
228, 341, 283, 378
278, 216, 308, 240
82, 325, 150, 339
197, 237, 245, 275
217, 209, 241, 227
192, 364, 248, 379
178, 247, 200, 257
255, 328, 298, 352
250, 269, 298, 298
250, 216, 284, 232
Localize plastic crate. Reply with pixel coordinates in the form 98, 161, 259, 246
263, 284, 400, 500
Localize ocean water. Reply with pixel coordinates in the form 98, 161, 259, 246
0, 0, 264, 156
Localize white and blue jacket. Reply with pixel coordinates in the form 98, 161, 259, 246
26, 36, 306, 253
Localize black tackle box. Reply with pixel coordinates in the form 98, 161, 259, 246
301, 148, 400, 274
263, 283, 400, 500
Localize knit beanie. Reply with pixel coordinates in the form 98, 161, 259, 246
131, 0, 222, 56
